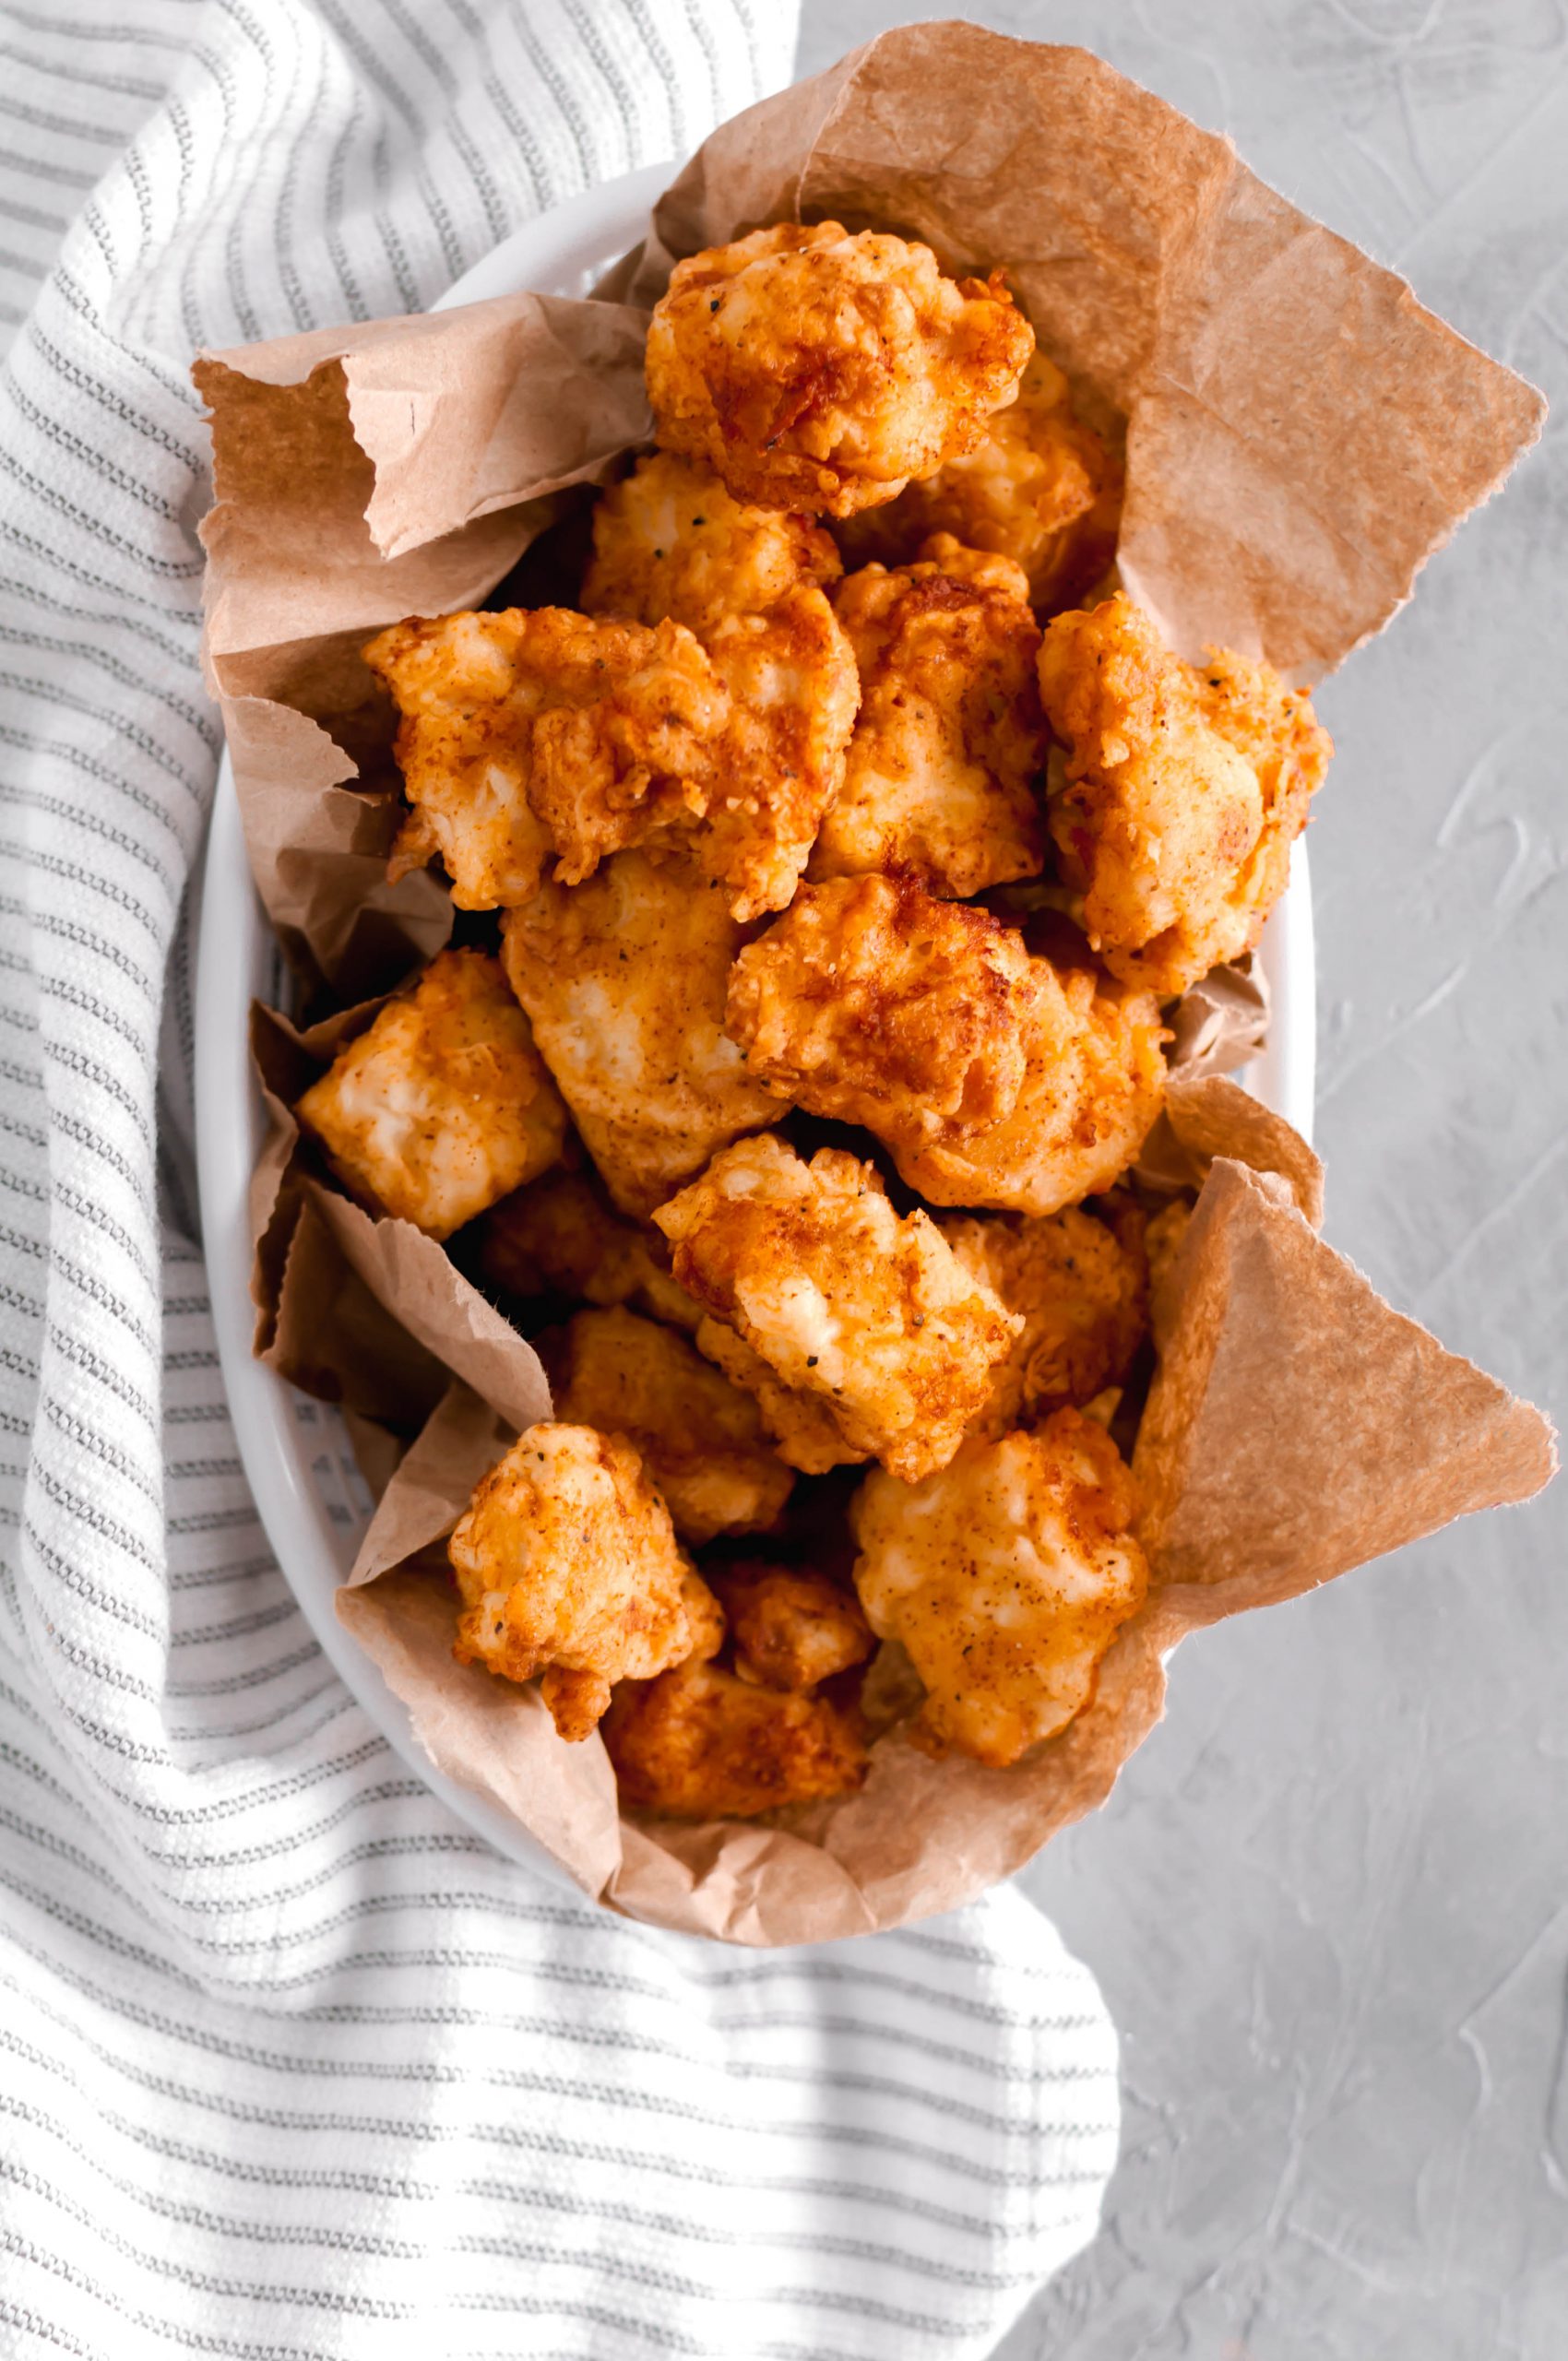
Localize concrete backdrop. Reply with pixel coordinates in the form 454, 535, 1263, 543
792, 6, 1568, 2355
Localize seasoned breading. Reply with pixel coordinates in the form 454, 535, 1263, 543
295, 948, 565, 1240
602, 1655, 867, 1818
363, 606, 728, 908
836, 353, 1122, 611
654, 1134, 1021, 1483
725, 873, 1163, 1213
1038, 594, 1332, 994
809, 538, 1045, 896
500, 850, 782, 1218
449, 1421, 719, 1740
850, 1407, 1148, 1766
478, 1169, 702, 1332
714, 1562, 873, 1693
583, 452, 861, 921
897, 948, 1168, 1216
940, 1204, 1147, 1439
582, 449, 841, 633
727, 872, 1039, 1142
544, 1306, 792, 1544
695, 587, 861, 921
694, 1316, 867, 1476
645, 222, 1034, 518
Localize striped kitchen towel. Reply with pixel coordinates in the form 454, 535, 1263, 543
0, 4, 1119, 2355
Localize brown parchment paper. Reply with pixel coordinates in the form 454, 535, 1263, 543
201, 25, 1555, 1942
627, 22, 1545, 680
324, 1083, 1553, 1946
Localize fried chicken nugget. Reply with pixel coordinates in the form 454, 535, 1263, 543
713, 1562, 873, 1693
295, 948, 566, 1240
940, 1204, 1147, 1440
850, 1407, 1148, 1766
602, 1655, 867, 1818
693, 1317, 867, 1475
645, 222, 1034, 518
836, 353, 1122, 612
809, 538, 1046, 896
583, 452, 861, 921
545, 1306, 792, 1545
897, 947, 1168, 1217
728, 872, 1038, 1141
450, 1421, 721, 1741
1038, 594, 1332, 995
363, 607, 729, 908
500, 850, 783, 1218
478, 1169, 702, 1333
582, 449, 841, 633
653, 1133, 1021, 1483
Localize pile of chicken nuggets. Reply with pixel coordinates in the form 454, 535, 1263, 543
296, 221, 1333, 1821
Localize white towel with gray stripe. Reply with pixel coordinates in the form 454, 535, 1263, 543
0, 4, 1119, 2355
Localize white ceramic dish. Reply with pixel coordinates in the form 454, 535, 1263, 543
195, 163, 1316, 1889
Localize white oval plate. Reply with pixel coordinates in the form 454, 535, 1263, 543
194, 164, 1315, 1891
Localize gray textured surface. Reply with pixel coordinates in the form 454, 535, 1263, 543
792, 6, 1568, 2354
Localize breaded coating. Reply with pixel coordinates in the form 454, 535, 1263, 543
500, 850, 782, 1218
1038, 594, 1332, 994
727, 872, 1039, 1144
654, 1133, 1021, 1483
714, 1562, 873, 1693
836, 353, 1122, 611
850, 1407, 1148, 1766
582, 450, 841, 634
602, 1655, 867, 1819
449, 1421, 719, 1741
809, 538, 1045, 896
645, 221, 1034, 518
694, 1316, 867, 1476
897, 950, 1168, 1217
584, 452, 860, 921
295, 948, 565, 1240
941, 1204, 1147, 1440
478, 1169, 701, 1333
363, 607, 727, 908
545, 1307, 792, 1544
695, 587, 861, 921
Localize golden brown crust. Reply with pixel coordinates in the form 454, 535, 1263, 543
1038, 594, 1332, 994
653, 1133, 1021, 1483
582, 450, 842, 634
836, 354, 1122, 611
499, 850, 783, 1218
362, 606, 728, 910
645, 222, 1034, 518
714, 1562, 873, 1693
895, 949, 1168, 1216
693, 1317, 868, 1475
449, 1421, 718, 1740
294, 948, 566, 1240
727, 872, 1039, 1145
809, 540, 1046, 896
940, 1204, 1148, 1439
725, 873, 1164, 1216
478, 1169, 702, 1332
602, 1655, 867, 1818
583, 451, 860, 922
544, 1306, 792, 1544
849, 1407, 1148, 1766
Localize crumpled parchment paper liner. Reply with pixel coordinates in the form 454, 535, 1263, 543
208, 25, 1554, 1941
304, 1078, 1552, 1945
626, 22, 1544, 680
